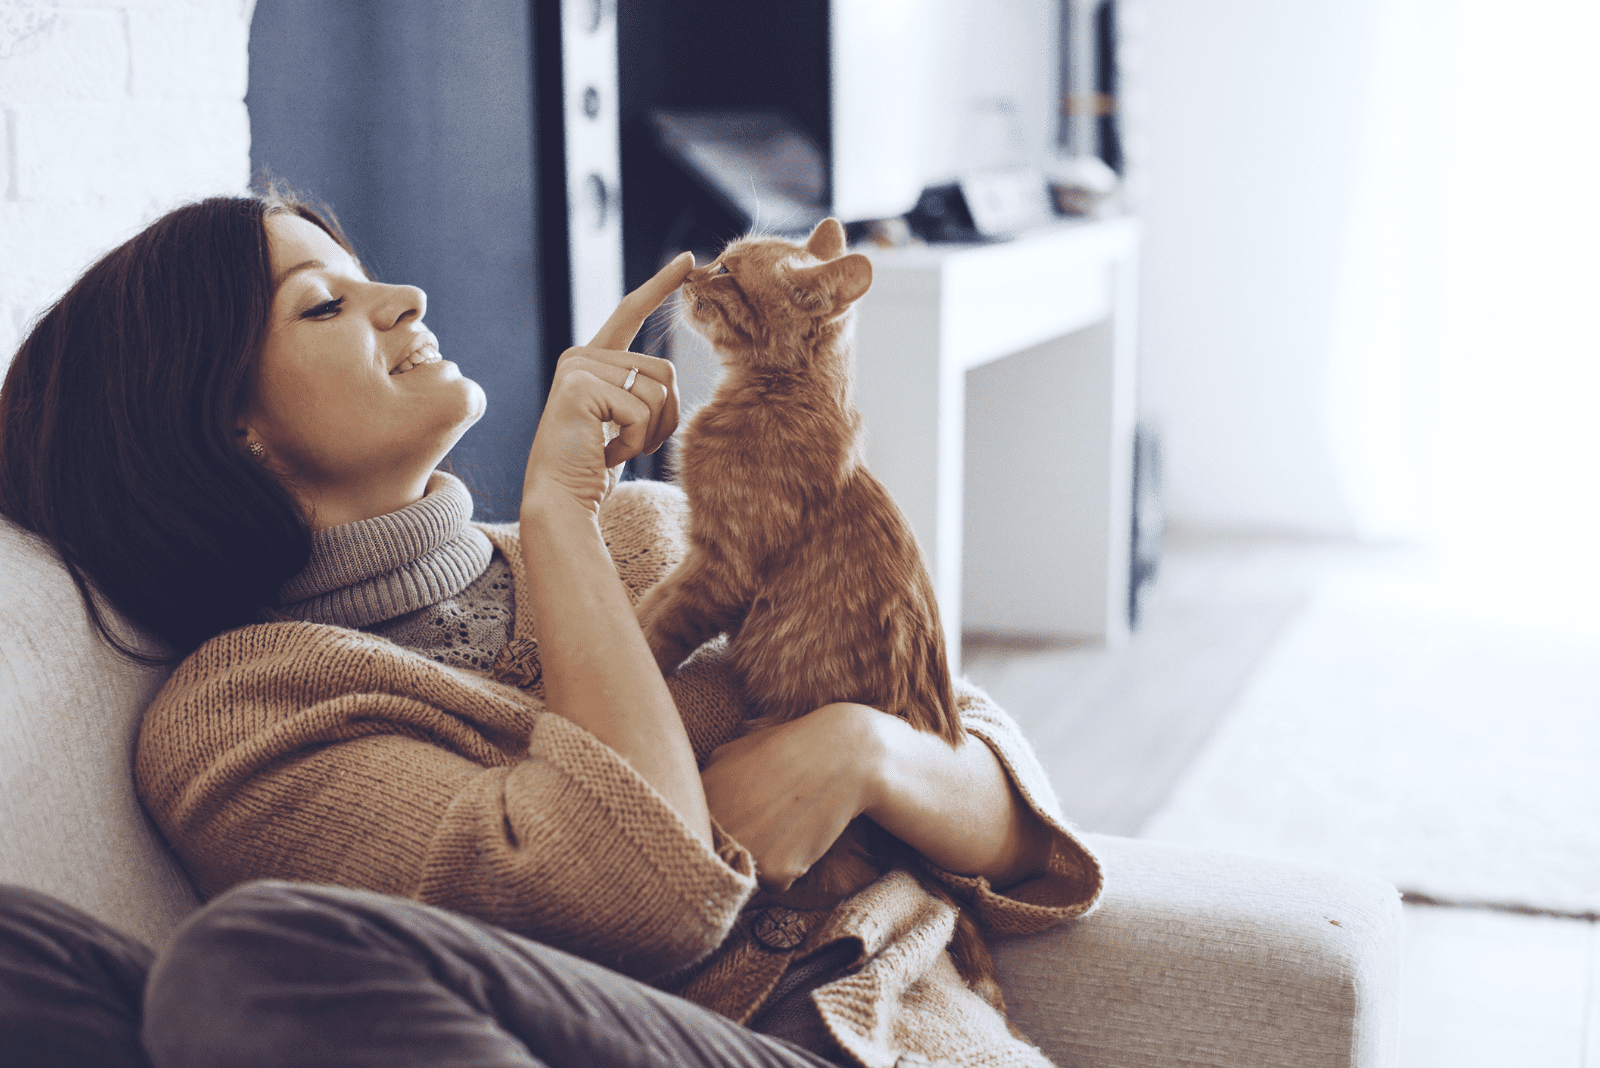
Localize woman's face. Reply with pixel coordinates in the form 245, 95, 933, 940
244, 213, 486, 525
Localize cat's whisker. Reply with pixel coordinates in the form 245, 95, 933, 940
766, 202, 807, 237
746, 176, 764, 235
638, 292, 683, 358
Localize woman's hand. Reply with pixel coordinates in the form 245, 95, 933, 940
705, 703, 1056, 892
701, 704, 886, 891
521, 253, 691, 516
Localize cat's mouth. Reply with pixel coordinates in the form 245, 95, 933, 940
682, 297, 756, 349
680, 287, 717, 327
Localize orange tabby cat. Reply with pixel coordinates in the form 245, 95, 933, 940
635, 217, 1005, 1013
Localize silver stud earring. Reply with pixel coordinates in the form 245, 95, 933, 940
248, 441, 266, 462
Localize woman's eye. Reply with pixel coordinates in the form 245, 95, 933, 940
302, 296, 345, 320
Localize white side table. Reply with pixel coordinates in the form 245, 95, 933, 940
852, 217, 1140, 669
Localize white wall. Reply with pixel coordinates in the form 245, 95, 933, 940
0, 0, 255, 376
1324, 0, 1600, 637
925, 0, 1059, 180
1136, 0, 1380, 537
833, 0, 1060, 217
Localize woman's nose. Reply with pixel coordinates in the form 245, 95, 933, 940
376, 283, 427, 328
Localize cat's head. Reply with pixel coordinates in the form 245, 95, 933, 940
679, 217, 872, 357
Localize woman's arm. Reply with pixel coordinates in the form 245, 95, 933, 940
519, 253, 713, 848
520, 500, 711, 847
864, 709, 1056, 887
701, 702, 1055, 891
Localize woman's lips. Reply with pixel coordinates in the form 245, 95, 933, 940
390, 343, 443, 375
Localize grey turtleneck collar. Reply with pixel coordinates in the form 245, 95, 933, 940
275, 470, 494, 628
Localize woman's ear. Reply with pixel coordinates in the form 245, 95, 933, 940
234, 424, 265, 461
805, 217, 847, 261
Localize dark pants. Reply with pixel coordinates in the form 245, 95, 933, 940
0, 882, 843, 1068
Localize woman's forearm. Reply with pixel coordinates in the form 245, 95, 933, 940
864, 713, 1054, 888
520, 493, 713, 848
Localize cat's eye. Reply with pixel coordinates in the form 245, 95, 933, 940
712, 263, 730, 275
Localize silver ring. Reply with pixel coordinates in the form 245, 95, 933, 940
622, 367, 639, 393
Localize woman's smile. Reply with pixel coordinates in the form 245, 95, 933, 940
389, 334, 445, 375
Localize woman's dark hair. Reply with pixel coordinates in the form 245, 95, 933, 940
0, 189, 358, 663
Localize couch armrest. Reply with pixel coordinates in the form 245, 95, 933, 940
993, 834, 1400, 1068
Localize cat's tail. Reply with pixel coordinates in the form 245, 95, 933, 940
905, 507, 961, 745
925, 616, 961, 746
888, 574, 962, 746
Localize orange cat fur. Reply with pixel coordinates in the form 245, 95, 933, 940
636, 217, 1006, 1014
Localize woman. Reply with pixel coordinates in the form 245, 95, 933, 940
0, 191, 1101, 1066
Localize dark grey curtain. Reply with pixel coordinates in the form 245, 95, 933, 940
247, 0, 542, 520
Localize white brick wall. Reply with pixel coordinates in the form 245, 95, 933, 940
0, 0, 254, 375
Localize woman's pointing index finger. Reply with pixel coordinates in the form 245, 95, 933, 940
587, 251, 695, 351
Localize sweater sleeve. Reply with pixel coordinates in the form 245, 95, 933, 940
135, 624, 756, 982
415, 708, 757, 979
920, 679, 1104, 936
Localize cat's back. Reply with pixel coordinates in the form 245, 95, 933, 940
675, 372, 860, 524
726, 457, 956, 732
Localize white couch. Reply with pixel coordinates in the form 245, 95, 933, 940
0, 516, 1402, 1066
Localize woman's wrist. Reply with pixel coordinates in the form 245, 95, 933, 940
838, 703, 898, 822
520, 481, 603, 531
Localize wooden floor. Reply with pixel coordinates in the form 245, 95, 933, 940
960, 532, 1356, 835
962, 534, 1599, 1066
1400, 904, 1598, 1068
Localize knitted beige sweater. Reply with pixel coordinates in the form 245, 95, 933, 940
136, 480, 1102, 1068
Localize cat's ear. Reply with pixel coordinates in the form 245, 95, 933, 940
796, 252, 873, 311
805, 217, 847, 260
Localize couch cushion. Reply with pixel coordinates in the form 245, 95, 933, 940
993, 833, 1402, 1068
0, 517, 200, 948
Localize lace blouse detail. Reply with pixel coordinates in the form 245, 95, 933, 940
273, 470, 513, 670
368, 551, 514, 672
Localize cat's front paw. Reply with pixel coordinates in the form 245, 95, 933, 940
636, 603, 687, 676
652, 644, 686, 676
638, 622, 669, 673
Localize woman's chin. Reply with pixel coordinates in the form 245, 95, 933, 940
432, 372, 487, 427
439, 381, 488, 452
400, 378, 487, 470
460, 377, 488, 423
